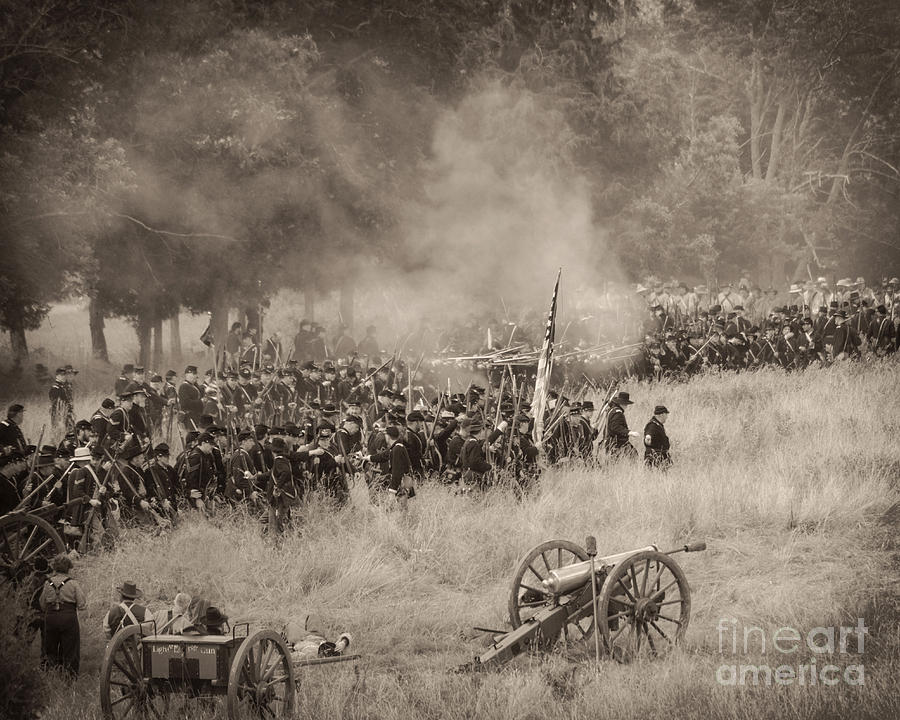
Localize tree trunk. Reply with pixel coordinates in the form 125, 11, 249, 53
765, 100, 786, 182
304, 289, 315, 321
151, 316, 163, 370
168, 313, 182, 365
339, 283, 354, 331
88, 296, 109, 363
7, 314, 28, 368
135, 310, 152, 369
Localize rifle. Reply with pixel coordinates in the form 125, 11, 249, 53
17, 424, 46, 509
102, 448, 166, 527
77, 459, 114, 554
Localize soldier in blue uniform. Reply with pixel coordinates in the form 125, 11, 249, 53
643, 405, 671, 468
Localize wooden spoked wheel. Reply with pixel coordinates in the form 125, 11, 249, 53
226, 629, 295, 719
597, 550, 691, 661
100, 624, 169, 719
507, 539, 595, 643
0, 512, 65, 587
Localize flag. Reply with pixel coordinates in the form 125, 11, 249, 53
532, 268, 561, 447
200, 317, 214, 347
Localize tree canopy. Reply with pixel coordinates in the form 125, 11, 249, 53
1, 0, 898, 363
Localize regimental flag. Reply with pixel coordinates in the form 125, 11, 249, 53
532, 268, 561, 447
200, 314, 214, 347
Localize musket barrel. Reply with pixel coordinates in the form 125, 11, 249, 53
541, 545, 658, 594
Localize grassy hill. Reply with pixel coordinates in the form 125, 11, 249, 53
3, 362, 899, 719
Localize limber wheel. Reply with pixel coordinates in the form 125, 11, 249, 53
226, 629, 295, 719
0, 512, 66, 587
507, 539, 596, 644
598, 550, 691, 662
100, 624, 169, 720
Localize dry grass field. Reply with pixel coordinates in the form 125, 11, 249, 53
2, 361, 900, 720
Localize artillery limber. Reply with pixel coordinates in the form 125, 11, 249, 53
466, 537, 707, 669
100, 620, 360, 719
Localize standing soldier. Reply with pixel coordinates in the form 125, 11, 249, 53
269, 437, 296, 533
831, 311, 861, 360
332, 324, 357, 360
365, 425, 415, 507
161, 371, 178, 443
145, 374, 166, 437
39, 553, 87, 677
49, 368, 68, 435
178, 366, 204, 432
128, 383, 152, 448
643, 405, 672, 468
603, 392, 639, 459
114, 364, 133, 398
868, 305, 896, 355
65, 446, 106, 548
225, 322, 244, 369
104, 386, 138, 453
227, 431, 262, 504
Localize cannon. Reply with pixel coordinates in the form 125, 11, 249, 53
466, 537, 707, 669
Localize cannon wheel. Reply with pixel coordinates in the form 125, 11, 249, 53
0, 512, 66, 587
597, 550, 691, 661
226, 629, 295, 719
100, 624, 170, 719
507, 539, 596, 643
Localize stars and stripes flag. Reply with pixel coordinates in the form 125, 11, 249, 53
532, 268, 561, 447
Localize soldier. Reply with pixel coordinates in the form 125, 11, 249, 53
65, 445, 106, 548
39, 553, 87, 677
1, 403, 27, 459
104, 386, 140, 452
90, 398, 115, 447
225, 322, 244, 368
308, 324, 328, 363
269, 437, 297, 533
128, 382, 152, 447
185, 432, 218, 512
114, 364, 133, 398
868, 305, 896, 355
145, 374, 166, 435
332, 324, 357, 359
604, 392, 639, 459
308, 426, 346, 502
459, 417, 492, 489
110, 440, 156, 525
831, 311, 861, 360
227, 431, 262, 504
643, 405, 672, 468
404, 411, 427, 476
366, 425, 414, 506
102, 581, 153, 640
178, 365, 204, 431
49, 367, 68, 435
144, 444, 177, 521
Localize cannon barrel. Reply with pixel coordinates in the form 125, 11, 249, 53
541, 545, 658, 595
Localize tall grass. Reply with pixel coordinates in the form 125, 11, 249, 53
3, 361, 900, 719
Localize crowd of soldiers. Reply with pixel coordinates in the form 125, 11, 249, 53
1, 273, 896, 545
633, 274, 900, 376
